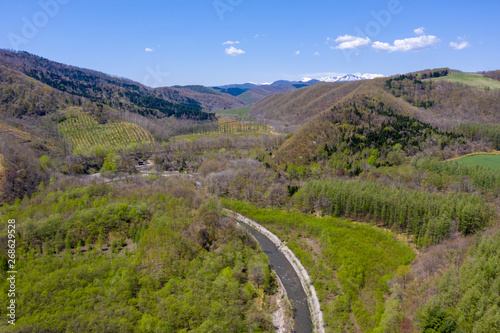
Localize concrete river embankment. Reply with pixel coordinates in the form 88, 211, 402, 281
227, 210, 325, 333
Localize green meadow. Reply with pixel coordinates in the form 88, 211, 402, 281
453, 154, 500, 170
432, 72, 500, 90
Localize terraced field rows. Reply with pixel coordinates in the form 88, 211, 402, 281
58, 111, 154, 154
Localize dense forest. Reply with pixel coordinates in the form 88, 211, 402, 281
0, 178, 276, 332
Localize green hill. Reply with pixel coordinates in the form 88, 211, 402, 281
430, 72, 500, 90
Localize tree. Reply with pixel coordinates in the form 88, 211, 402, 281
100, 153, 118, 177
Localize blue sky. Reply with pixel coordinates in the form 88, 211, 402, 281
0, 0, 499, 86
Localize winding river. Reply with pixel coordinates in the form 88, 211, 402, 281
241, 223, 313, 332
228, 211, 325, 333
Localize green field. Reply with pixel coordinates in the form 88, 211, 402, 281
215, 107, 252, 120
453, 154, 500, 169
431, 72, 500, 90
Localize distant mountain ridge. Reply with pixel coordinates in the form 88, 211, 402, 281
212, 74, 383, 104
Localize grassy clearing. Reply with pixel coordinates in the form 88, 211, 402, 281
431, 72, 500, 90
215, 107, 252, 120
58, 108, 154, 155
222, 199, 415, 332
452, 154, 500, 170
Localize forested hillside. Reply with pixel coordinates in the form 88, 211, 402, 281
158, 85, 248, 111
250, 81, 364, 127
0, 50, 216, 120
0, 178, 276, 332
273, 94, 468, 171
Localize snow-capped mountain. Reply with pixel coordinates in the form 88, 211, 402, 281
302, 73, 385, 83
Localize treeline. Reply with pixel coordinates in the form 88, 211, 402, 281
386, 69, 450, 84
412, 157, 500, 197
418, 230, 500, 332
0, 132, 50, 204
385, 75, 440, 109
162, 134, 284, 154
481, 69, 500, 82
384, 69, 450, 109
0, 178, 275, 332
185, 121, 268, 135
294, 179, 496, 247
452, 123, 500, 149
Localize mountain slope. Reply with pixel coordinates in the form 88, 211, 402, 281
160, 85, 247, 111
384, 69, 500, 126
270, 69, 500, 170
0, 63, 78, 117
0, 49, 215, 120
232, 74, 379, 105
250, 80, 366, 126
272, 91, 467, 171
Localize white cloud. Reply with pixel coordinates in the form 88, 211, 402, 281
414, 27, 425, 36
145, 48, 154, 52
450, 41, 471, 50
222, 40, 239, 45
333, 35, 372, 49
225, 46, 245, 56
295, 50, 300, 55
314, 52, 320, 56
372, 35, 440, 52
254, 34, 259, 38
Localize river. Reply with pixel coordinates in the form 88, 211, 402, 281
239, 223, 313, 333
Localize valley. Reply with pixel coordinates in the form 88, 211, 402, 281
0, 50, 499, 333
